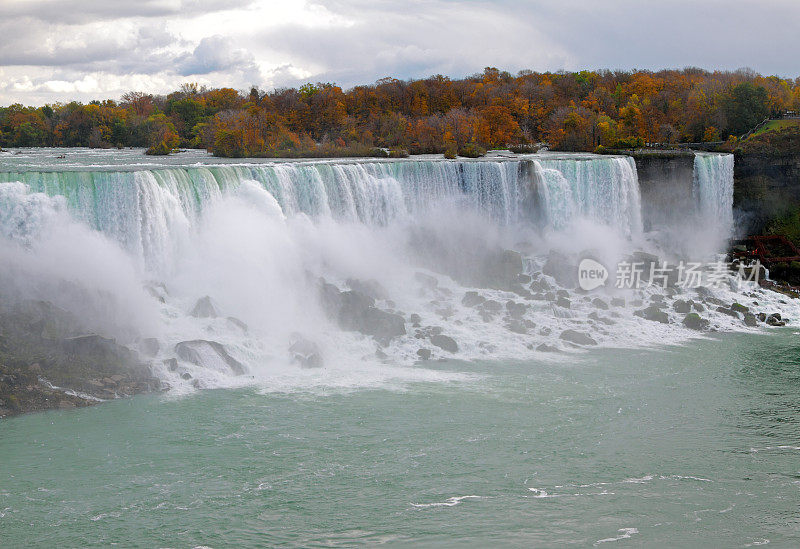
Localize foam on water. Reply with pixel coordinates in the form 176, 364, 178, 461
0, 151, 790, 393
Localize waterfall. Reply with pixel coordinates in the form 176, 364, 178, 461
0, 156, 644, 272
693, 153, 735, 241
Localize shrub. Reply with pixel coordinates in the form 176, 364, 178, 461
145, 141, 172, 155
458, 143, 486, 158
509, 143, 538, 154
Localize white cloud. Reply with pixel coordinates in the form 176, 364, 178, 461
0, 0, 798, 105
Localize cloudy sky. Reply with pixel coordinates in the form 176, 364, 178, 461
1, 0, 798, 105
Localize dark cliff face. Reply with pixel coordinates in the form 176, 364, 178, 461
632, 153, 696, 233
734, 153, 800, 234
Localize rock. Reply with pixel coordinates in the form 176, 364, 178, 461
731, 303, 749, 314
716, 306, 740, 318
530, 278, 552, 293
435, 306, 456, 319
164, 358, 178, 372
320, 282, 406, 342
634, 305, 669, 324
346, 278, 389, 300
430, 334, 458, 353
461, 291, 485, 307
559, 329, 597, 346
484, 249, 524, 290
414, 272, 439, 290
61, 335, 136, 363
588, 312, 615, 326
409, 313, 422, 325
542, 251, 577, 289
416, 348, 432, 360
591, 298, 609, 310
141, 338, 160, 357
673, 300, 691, 314
226, 317, 249, 332
692, 302, 705, 312
766, 314, 786, 327
517, 274, 532, 285
289, 337, 323, 368
610, 297, 626, 307
191, 296, 219, 318
506, 320, 528, 334
181, 372, 192, 380
683, 313, 709, 330
536, 343, 560, 352
174, 340, 246, 375
743, 313, 758, 327
539, 327, 552, 336
756, 312, 767, 322
555, 296, 571, 309
506, 301, 528, 318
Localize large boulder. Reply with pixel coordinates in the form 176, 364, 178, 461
289, 337, 323, 369
682, 313, 709, 330
191, 296, 220, 318
559, 330, 597, 346
319, 281, 405, 343
542, 251, 577, 289
174, 340, 246, 375
634, 305, 669, 324
430, 334, 459, 353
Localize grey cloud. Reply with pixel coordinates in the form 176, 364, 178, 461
0, 0, 253, 25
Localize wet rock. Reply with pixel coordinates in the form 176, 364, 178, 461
683, 313, 709, 330
530, 278, 552, 293
766, 314, 786, 327
743, 313, 758, 327
542, 251, 577, 289
346, 278, 389, 300
289, 337, 323, 369
320, 282, 406, 342
409, 313, 422, 326
731, 303, 749, 314
163, 358, 178, 372
226, 317, 249, 332
414, 272, 439, 290
538, 327, 552, 336
756, 312, 767, 322
416, 348, 432, 360
485, 249, 524, 290
559, 329, 597, 346
588, 312, 615, 326
174, 340, 246, 375
610, 297, 626, 307
673, 300, 691, 314
461, 291, 485, 307
61, 335, 137, 363
517, 274, 532, 285
634, 305, 669, 324
692, 302, 705, 312
140, 338, 160, 357
191, 296, 219, 318
506, 320, 528, 334
536, 343, 560, 353
591, 298, 609, 310
716, 306, 740, 318
506, 301, 528, 319
435, 305, 456, 319
181, 372, 192, 380
430, 334, 458, 353
555, 296, 571, 309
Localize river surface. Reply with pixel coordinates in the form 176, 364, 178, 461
2, 330, 798, 547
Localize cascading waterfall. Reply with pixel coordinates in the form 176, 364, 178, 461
0, 156, 643, 273
693, 152, 735, 241
0, 150, 751, 390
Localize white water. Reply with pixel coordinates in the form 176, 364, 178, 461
1, 150, 781, 393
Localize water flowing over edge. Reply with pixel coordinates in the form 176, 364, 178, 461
2, 151, 782, 395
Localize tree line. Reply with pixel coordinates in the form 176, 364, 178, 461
1, 68, 797, 157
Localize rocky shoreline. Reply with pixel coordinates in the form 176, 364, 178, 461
0, 300, 160, 418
